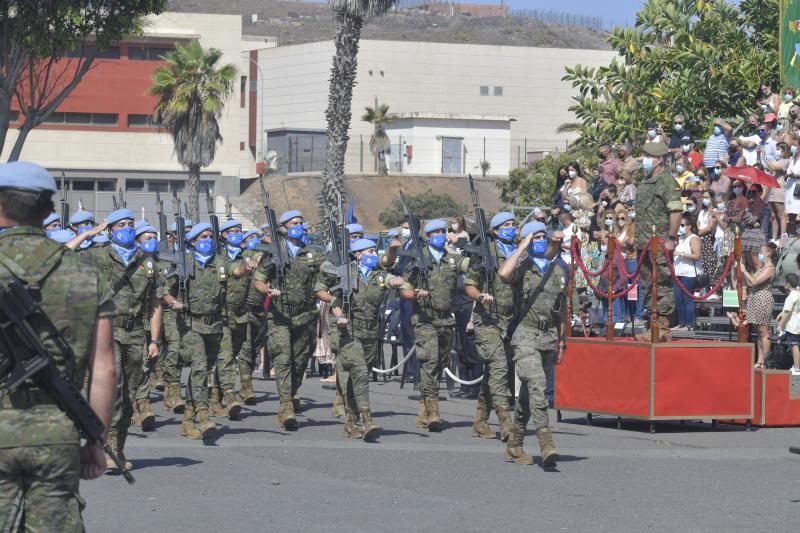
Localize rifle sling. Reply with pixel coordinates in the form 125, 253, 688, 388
506, 260, 559, 340
111, 254, 148, 296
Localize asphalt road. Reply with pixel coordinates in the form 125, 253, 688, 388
82, 376, 800, 533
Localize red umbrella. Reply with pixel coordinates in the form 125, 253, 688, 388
721, 166, 780, 188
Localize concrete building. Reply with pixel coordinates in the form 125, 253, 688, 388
257, 39, 615, 176
2, 12, 244, 223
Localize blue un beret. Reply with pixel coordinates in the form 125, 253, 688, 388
386, 229, 400, 238
106, 208, 135, 225
520, 221, 547, 239
243, 230, 260, 242
49, 229, 76, 244
186, 222, 212, 242
43, 213, 60, 227
260, 222, 271, 230
278, 210, 303, 225
94, 233, 109, 244
423, 219, 447, 234
0, 161, 57, 193
69, 210, 94, 225
346, 223, 363, 234
134, 220, 149, 231
220, 219, 242, 232
135, 224, 157, 238
490, 211, 515, 229
350, 238, 377, 253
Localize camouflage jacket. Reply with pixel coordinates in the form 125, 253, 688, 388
401, 246, 470, 320
164, 253, 233, 335
634, 167, 683, 249
463, 239, 518, 323
0, 226, 114, 448
506, 256, 566, 349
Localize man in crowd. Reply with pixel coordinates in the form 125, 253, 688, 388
703, 118, 732, 173
680, 135, 703, 169
668, 113, 689, 151
597, 143, 619, 185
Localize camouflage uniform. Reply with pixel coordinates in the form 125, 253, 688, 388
634, 167, 683, 319
316, 259, 399, 434
402, 247, 470, 430
86, 244, 159, 461
0, 227, 114, 531
160, 255, 188, 411
237, 248, 267, 403
254, 239, 323, 426
463, 240, 515, 438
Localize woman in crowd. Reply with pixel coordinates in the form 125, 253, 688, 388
614, 208, 642, 320
756, 81, 780, 115
644, 119, 667, 144
697, 190, 723, 294
558, 162, 589, 203
727, 140, 744, 167
710, 159, 731, 199
553, 165, 569, 206
671, 214, 702, 331
446, 215, 469, 254
766, 141, 790, 240
741, 183, 767, 253
594, 208, 627, 329
776, 273, 800, 376
740, 244, 776, 368
784, 138, 800, 234
778, 87, 796, 121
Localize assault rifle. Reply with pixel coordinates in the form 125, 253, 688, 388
463, 174, 498, 288
167, 192, 193, 310
206, 187, 221, 254
59, 172, 70, 227
155, 191, 170, 254
324, 192, 353, 339
225, 192, 232, 220
0, 279, 135, 484
397, 191, 432, 286
256, 176, 289, 292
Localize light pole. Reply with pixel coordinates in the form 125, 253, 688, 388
245, 55, 265, 162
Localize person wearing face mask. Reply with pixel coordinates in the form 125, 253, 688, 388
553, 165, 569, 205
785, 141, 800, 234
252, 209, 325, 430
597, 143, 619, 186
399, 219, 471, 432
446, 215, 469, 254
238, 228, 269, 386
679, 135, 703, 169
559, 162, 589, 207
739, 114, 763, 166
735, 245, 776, 368
775, 226, 800, 287
697, 191, 723, 295
634, 142, 683, 342
778, 87, 796, 120
709, 159, 731, 198
594, 209, 627, 332
315, 239, 404, 440
668, 113, 689, 152
644, 118, 666, 145
42, 212, 61, 235
766, 141, 791, 240
496, 221, 564, 467
703, 118, 732, 173
671, 215, 702, 332
740, 183, 768, 253
161, 222, 252, 440
459, 212, 518, 441
346, 223, 364, 241
84, 209, 162, 472
755, 81, 780, 115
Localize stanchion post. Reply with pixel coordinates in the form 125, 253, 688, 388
606, 236, 616, 341
734, 227, 747, 343
650, 225, 659, 343
569, 235, 576, 326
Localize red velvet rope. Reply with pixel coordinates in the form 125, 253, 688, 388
570, 239, 610, 277
658, 239, 735, 301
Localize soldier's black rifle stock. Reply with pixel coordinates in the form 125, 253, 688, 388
159, 192, 193, 311
225, 192, 232, 220
59, 172, 70, 227
463, 174, 497, 289
255, 176, 289, 295
397, 191, 432, 288
206, 187, 222, 254
155, 191, 170, 254
0, 280, 135, 484
324, 192, 353, 341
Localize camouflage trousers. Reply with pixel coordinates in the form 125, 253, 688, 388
266, 318, 316, 402
134, 336, 157, 402
512, 326, 553, 432
0, 443, 85, 532
414, 319, 454, 400
112, 336, 145, 451
472, 319, 514, 411
638, 247, 675, 317
161, 312, 184, 386
238, 311, 266, 380
180, 330, 222, 410
214, 320, 248, 394
335, 332, 380, 414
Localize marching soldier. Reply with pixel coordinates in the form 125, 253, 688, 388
0, 162, 116, 530
461, 211, 517, 441
239, 229, 267, 401
316, 238, 403, 440
85, 209, 162, 472
42, 212, 61, 234
161, 223, 251, 440
496, 221, 564, 467
400, 219, 470, 432
253, 210, 325, 430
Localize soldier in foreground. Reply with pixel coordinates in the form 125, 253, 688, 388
0, 161, 116, 529
496, 221, 564, 467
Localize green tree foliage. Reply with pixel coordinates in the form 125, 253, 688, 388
1, 0, 166, 160
496, 147, 596, 208
150, 40, 237, 221
561, 0, 778, 147
378, 190, 466, 227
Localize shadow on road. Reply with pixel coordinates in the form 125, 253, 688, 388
126, 456, 203, 470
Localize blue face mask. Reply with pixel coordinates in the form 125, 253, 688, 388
563, 204, 572, 212
428, 233, 446, 250
642, 157, 654, 174
195, 238, 214, 256
287, 225, 304, 240
112, 226, 135, 247
361, 254, 379, 269
245, 238, 258, 250
497, 227, 516, 242
46, 228, 60, 238
529, 239, 547, 256
300, 233, 309, 246
226, 232, 244, 246
77, 224, 93, 235
140, 238, 158, 254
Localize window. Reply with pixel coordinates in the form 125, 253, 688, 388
201, 181, 215, 194
240, 141, 246, 151
43, 112, 65, 124
125, 180, 145, 192
127, 114, 158, 128
494, 86, 503, 96
9, 111, 18, 122
65, 113, 91, 124
44, 112, 117, 126
240, 76, 247, 108
170, 181, 186, 193
128, 46, 172, 61
64, 47, 120, 59
479, 85, 489, 96
72, 180, 95, 191
148, 181, 169, 193
92, 113, 117, 126
96, 180, 116, 192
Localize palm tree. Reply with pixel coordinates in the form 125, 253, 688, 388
320, 0, 396, 219
362, 100, 397, 175
150, 39, 237, 221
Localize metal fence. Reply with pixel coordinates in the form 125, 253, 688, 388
510, 9, 605, 31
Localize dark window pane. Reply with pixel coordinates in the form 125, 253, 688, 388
96, 47, 120, 59
72, 180, 95, 191
479, 86, 489, 96
128, 46, 147, 60
65, 113, 91, 124
126, 179, 145, 192
96, 180, 115, 192
148, 181, 169, 193
43, 112, 65, 124
92, 113, 117, 125
170, 181, 186, 193
149, 47, 172, 60
494, 86, 503, 96
201, 181, 214, 194
9, 111, 18, 122
127, 114, 155, 128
